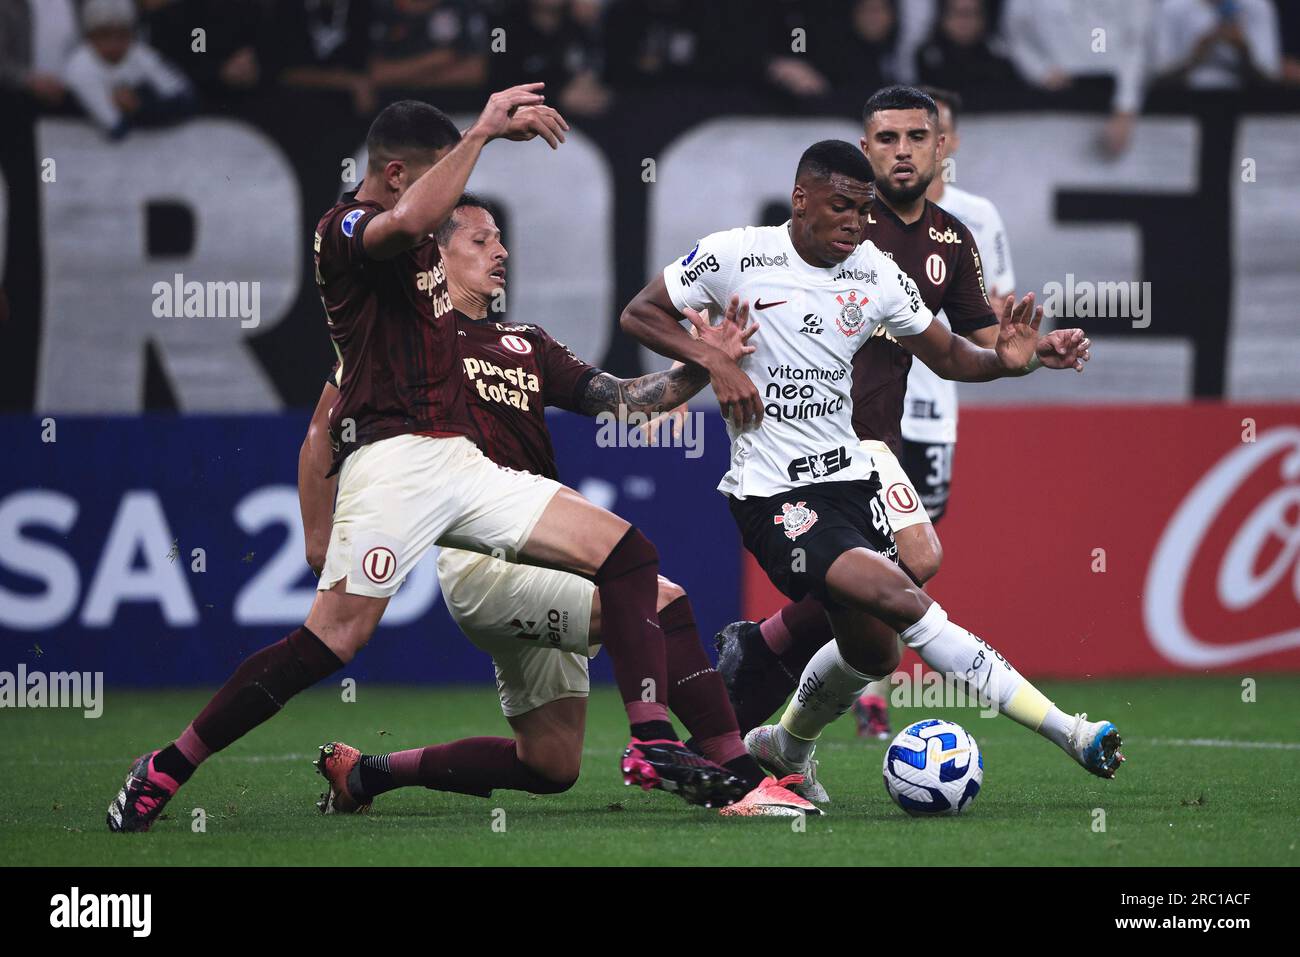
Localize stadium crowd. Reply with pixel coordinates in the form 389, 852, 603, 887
3, 0, 1299, 151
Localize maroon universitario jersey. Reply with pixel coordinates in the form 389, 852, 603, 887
851, 196, 997, 453
454, 312, 600, 479
313, 189, 475, 466
330, 311, 600, 479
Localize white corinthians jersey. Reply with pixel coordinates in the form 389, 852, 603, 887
664, 223, 933, 499
903, 185, 1015, 445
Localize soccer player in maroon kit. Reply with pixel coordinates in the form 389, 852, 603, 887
708, 89, 1124, 800
300, 195, 815, 817
107, 86, 751, 833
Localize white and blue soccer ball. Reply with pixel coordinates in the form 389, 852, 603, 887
882, 719, 983, 816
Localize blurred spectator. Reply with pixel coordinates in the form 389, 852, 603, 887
760, 0, 832, 99
0, 0, 79, 106
915, 0, 1018, 94
139, 0, 269, 98
63, 0, 195, 140
764, 0, 903, 106
828, 0, 904, 92
370, 0, 489, 92
892, 0, 940, 85
491, 0, 611, 117
267, 0, 374, 114
1002, 0, 1155, 156
602, 0, 732, 91
1153, 0, 1281, 90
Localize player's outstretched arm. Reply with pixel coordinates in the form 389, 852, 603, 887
298, 382, 339, 575
582, 301, 757, 418
621, 275, 764, 426
900, 292, 1090, 381
363, 84, 567, 260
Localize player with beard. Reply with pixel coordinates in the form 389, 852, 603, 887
621, 139, 1116, 809
106, 88, 750, 833
707, 89, 1123, 802
301, 195, 815, 817
846, 85, 1018, 739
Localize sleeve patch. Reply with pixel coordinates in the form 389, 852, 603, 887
341, 209, 365, 237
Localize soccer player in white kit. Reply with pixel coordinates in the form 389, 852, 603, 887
621, 140, 1122, 804
853, 86, 1020, 736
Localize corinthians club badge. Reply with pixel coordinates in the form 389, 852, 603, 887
835, 289, 868, 335
774, 501, 819, 541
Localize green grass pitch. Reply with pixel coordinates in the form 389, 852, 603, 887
5, 676, 1298, 866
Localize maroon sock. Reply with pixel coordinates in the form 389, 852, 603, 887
661, 596, 747, 763
780, 596, 837, 669
176, 626, 343, 762
721, 597, 838, 736
661, 596, 764, 789
594, 527, 671, 731
371, 738, 574, 798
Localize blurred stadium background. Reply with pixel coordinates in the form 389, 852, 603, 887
3, 0, 1299, 690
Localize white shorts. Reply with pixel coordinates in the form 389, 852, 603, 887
437, 547, 596, 717
861, 440, 932, 533
319, 434, 562, 599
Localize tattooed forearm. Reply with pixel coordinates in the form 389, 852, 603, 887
579, 365, 709, 418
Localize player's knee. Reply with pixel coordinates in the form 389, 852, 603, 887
899, 529, 943, 584
655, 576, 685, 612
525, 753, 582, 792
534, 771, 579, 794
877, 638, 903, 676
918, 537, 943, 582
310, 622, 370, 665
594, 526, 659, 584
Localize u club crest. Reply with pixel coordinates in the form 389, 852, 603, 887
835, 290, 868, 335
774, 501, 819, 541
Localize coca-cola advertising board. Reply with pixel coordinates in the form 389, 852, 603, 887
742, 404, 1300, 676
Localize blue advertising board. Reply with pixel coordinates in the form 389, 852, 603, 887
1, 413, 742, 686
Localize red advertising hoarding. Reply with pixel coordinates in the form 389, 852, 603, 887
742, 404, 1300, 676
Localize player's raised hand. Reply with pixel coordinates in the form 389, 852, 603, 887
686, 297, 759, 365
698, 296, 763, 429
993, 292, 1044, 372
500, 104, 569, 149
1036, 327, 1091, 372
471, 83, 548, 143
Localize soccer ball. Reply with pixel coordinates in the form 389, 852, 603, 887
882, 718, 983, 816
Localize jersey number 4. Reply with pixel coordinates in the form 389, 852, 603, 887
870, 496, 890, 536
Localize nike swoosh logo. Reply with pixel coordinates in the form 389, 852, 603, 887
754, 299, 788, 310
932, 746, 970, 763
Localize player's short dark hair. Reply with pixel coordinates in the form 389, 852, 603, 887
795, 140, 875, 186
918, 85, 962, 127
366, 100, 461, 170
435, 192, 495, 246
862, 84, 939, 126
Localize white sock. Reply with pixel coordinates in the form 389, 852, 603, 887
778, 640, 884, 758
901, 602, 1066, 745
1038, 707, 1076, 753
774, 724, 815, 764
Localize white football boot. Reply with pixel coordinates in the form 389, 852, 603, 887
1066, 713, 1126, 779
744, 725, 831, 804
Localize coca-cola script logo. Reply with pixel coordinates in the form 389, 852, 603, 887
1143, 427, 1300, 667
